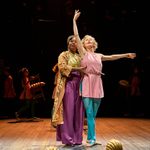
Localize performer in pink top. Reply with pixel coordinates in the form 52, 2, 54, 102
73, 10, 136, 146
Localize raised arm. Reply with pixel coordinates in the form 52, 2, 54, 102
73, 10, 86, 58
101, 53, 136, 61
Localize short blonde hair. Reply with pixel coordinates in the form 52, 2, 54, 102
81, 35, 98, 51
106, 139, 123, 150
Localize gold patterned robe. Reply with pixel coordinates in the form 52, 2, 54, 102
52, 50, 81, 125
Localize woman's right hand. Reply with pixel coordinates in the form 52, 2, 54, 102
72, 66, 86, 72
73, 10, 81, 21
79, 66, 87, 71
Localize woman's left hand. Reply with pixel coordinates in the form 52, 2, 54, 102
127, 53, 136, 59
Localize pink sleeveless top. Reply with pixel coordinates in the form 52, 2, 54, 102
80, 52, 104, 98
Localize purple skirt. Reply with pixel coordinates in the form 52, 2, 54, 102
56, 71, 84, 145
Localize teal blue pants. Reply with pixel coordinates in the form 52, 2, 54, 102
82, 97, 101, 142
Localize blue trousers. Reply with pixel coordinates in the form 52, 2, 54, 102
83, 97, 101, 141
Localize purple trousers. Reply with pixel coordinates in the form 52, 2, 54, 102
57, 71, 84, 145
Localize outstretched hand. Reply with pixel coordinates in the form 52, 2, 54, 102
73, 10, 81, 21
127, 53, 136, 59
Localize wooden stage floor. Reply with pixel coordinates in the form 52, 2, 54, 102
0, 118, 150, 150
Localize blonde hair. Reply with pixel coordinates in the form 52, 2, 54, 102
82, 35, 98, 51
106, 139, 123, 150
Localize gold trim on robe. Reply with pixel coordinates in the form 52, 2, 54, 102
52, 51, 81, 126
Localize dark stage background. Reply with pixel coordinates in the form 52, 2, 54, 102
0, 0, 150, 118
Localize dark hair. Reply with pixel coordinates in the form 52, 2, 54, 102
19, 67, 29, 74
67, 35, 74, 45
